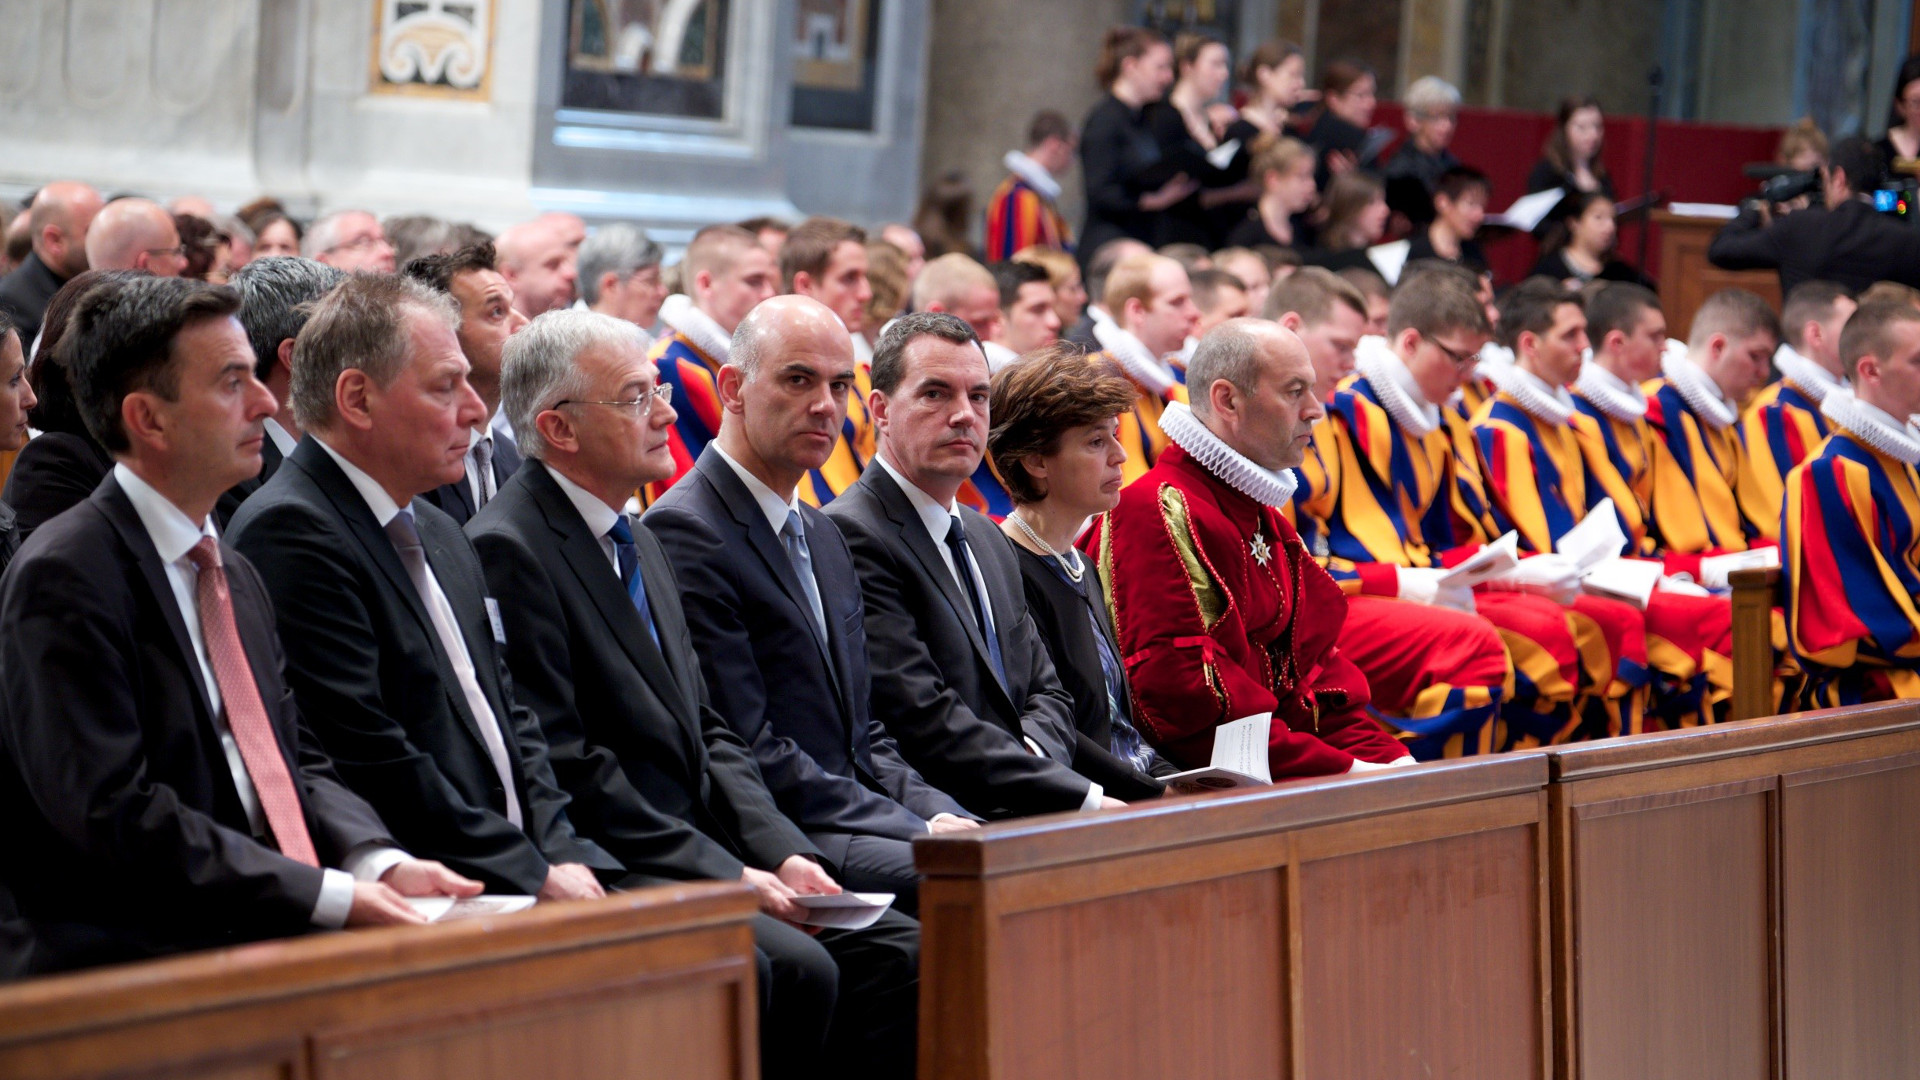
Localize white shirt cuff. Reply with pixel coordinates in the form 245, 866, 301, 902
345, 844, 412, 883
1079, 782, 1105, 811
311, 867, 356, 929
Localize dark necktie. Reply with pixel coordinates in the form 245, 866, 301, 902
472, 436, 493, 510
945, 514, 1007, 686
607, 516, 659, 646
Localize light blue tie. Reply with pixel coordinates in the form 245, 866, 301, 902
781, 508, 830, 648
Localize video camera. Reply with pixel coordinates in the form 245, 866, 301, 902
1742, 163, 1920, 224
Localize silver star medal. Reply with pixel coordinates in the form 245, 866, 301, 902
1249, 529, 1273, 567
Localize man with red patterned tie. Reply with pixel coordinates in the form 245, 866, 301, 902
0, 276, 478, 975
1087, 318, 1415, 778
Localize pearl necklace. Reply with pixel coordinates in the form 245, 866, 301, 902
1008, 511, 1085, 582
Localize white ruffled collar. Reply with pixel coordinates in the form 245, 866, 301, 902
1773, 343, 1845, 404
1484, 361, 1576, 426
1662, 347, 1737, 430
1821, 388, 1920, 466
1094, 321, 1180, 397
1003, 150, 1062, 202
1574, 358, 1648, 421
1160, 400, 1300, 508
659, 293, 731, 362
1355, 336, 1439, 436
1474, 341, 1515, 384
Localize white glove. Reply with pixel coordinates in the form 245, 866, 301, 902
1486, 553, 1583, 606
1394, 566, 1478, 614
1347, 755, 1417, 774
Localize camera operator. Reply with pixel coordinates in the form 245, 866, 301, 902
1708, 135, 1920, 294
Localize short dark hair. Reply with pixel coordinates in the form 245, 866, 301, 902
1434, 165, 1492, 204
1027, 109, 1073, 147
870, 311, 981, 395
1829, 135, 1884, 193
1687, 287, 1781, 349
230, 257, 347, 380
988, 343, 1136, 504
780, 217, 866, 293
1585, 282, 1662, 345
65, 276, 240, 455
1387, 265, 1489, 339
1780, 279, 1853, 352
991, 260, 1051, 309
735, 215, 791, 237
1839, 298, 1920, 379
1189, 267, 1248, 315
1265, 266, 1367, 324
1497, 276, 1583, 350
404, 241, 499, 296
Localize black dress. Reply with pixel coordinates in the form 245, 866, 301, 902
1298, 106, 1370, 188
1078, 94, 1166, 267
1525, 159, 1615, 198
1404, 228, 1489, 274
1381, 142, 1460, 225
1223, 206, 1316, 252
1143, 100, 1239, 248
1012, 543, 1169, 801
1530, 249, 1655, 290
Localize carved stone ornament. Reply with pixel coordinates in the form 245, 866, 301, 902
371, 0, 493, 99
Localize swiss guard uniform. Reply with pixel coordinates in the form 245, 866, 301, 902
1783, 389, 1920, 706
1090, 322, 1187, 488
1086, 401, 1412, 777
1643, 344, 1773, 554
984, 151, 1074, 262
1739, 344, 1844, 542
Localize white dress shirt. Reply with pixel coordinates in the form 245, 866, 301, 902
713, 444, 804, 536
545, 461, 625, 577
873, 454, 1102, 810
263, 417, 297, 458
113, 464, 403, 928
312, 439, 525, 830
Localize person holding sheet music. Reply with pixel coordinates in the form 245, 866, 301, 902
1526, 97, 1615, 198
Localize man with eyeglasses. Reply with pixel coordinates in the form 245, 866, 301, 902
468, 308, 922, 1080
83, 198, 189, 277
304, 210, 396, 275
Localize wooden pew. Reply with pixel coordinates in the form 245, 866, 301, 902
1728, 566, 1781, 721
0, 882, 760, 1080
915, 756, 1553, 1080
1542, 702, 1920, 1080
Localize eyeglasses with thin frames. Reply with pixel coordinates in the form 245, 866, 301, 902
553, 383, 674, 416
1428, 337, 1480, 368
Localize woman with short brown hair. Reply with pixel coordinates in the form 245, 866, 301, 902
988, 344, 1171, 798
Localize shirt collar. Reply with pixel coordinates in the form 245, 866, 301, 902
876, 451, 961, 540
711, 443, 801, 536
113, 462, 215, 563
542, 460, 622, 540
313, 436, 405, 526
263, 417, 297, 457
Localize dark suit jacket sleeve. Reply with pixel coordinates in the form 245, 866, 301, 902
645, 505, 937, 845
832, 509, 1095, 816
0, 548, 327, 931
1706, 207, 1783, 271
863, 722, 974, 822
3, 434, 110, 540
232, 502, 554, 893
468, 525, 744, 882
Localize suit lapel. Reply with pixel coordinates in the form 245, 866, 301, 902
696, 449, 838, 673
95, 479, 214, 727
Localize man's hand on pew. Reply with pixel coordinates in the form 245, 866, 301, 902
346, 859, 486, 927
538, 862, 608, 903
929, 813, 981, 834
1098, 796, 1127, 809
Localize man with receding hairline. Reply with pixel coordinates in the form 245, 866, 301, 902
84, 199, 188, 277
648, 223, 782, 501
302, 210, 395, 275
1088, 318, 1415, 777
1092, 252, 1198, 486
1784, 299, 1920, 705
495, 218, 577, 318
0, 180, 103, 346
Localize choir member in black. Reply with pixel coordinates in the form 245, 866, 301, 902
1531, 190, 1654, 289
1876, 56, 1920, 171
1144, 33, 1255, 247
1228, 40, 1309, 142
1526, 96, 1615, 197
1298, 59, 1378, 187
1224, 135, 1319, 252
1304, 172, 1388, 274
1404, 166, 1490, 273
1380, 76, 1462, 226
1078, 26, 1196, 269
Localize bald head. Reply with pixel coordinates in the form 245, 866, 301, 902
1187, 318, 1323, 471
535, 212, 587, 251
28, 181, 104, 277
497, 219, 578, 317
719, 294, 856, 497
84, 199, 186, 276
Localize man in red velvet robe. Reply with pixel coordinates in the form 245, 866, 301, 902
1086, 318, 1414, 778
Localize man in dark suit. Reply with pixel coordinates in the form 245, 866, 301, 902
646, 296, 979, 907
215, 257, 345, 527
470, 308, 920, 1079
1710, 135, 1920, 294
0, 182, 102, 348
825, 312, 1121, 818
406, 242, 527, 525
0, 276, 478, 975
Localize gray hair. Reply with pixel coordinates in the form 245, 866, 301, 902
576, 223, 663, 306
729, 303, 772, 382
301, 209, 371, 259
1185, 322, 1263, 418
1404, 76, 1461, 117
230, 256, 347, 380
289, 274, 457, 432
501, 309, 650, 460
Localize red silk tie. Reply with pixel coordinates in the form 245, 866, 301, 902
186, 537, 319, 867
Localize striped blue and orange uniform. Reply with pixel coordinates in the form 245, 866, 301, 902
1091, 351, 1185, 489
1783, 424, 1920, 707
647, 330, 869, 507
984, 174, 1073, 262
1474, 389, 1735, 730
1642, 379, 1765, 554
1739, 378, 1831, 542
